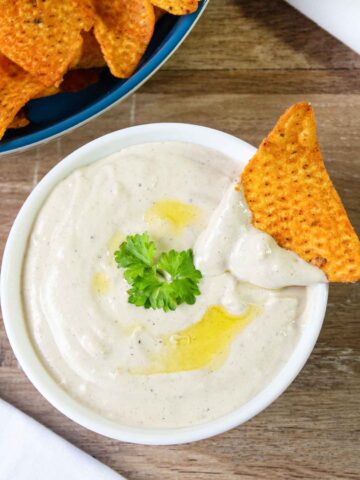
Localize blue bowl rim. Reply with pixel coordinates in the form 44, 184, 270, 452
0, 1, 208, 155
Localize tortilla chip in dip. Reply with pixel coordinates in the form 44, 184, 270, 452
94, 0, 155, 78
240, 102, 360, 283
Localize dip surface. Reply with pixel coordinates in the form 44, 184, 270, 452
23, 142, 310, 428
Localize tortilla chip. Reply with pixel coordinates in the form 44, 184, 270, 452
154, 7, 166, 21
0, 0, 95, 87
150, 0, 199, 15
240, 102, 360, 282
8, 109, 29, 129
0, 55, 44, 140
94, 0, 155, 78
60, 68, 101, 92
33, 85, 60, 99
74, 30, 106, 69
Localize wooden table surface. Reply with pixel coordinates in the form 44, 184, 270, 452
1, 1, 359, 478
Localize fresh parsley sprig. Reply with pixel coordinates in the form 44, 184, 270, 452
114, 232, 202, 312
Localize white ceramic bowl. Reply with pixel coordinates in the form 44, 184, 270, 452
1, 124, 328, 445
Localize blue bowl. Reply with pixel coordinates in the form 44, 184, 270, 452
0, 2, 208, 154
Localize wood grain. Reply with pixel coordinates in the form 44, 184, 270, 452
0, 1, 359, 479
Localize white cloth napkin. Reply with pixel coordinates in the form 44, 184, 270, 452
0, 399, 125, 480
286, 0, 360, 54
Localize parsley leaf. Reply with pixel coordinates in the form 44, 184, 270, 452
114, 232, 156, 283
114, 232, 156, 268
114, 233, 202, 312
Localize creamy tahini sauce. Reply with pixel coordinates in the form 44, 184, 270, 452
194, 185, 327, 288
23, 142, 314, 428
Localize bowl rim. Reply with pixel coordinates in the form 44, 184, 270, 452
0, 1, 209, 155
1, 123, 329, 445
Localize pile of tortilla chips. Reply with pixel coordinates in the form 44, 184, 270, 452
0, 0, 200, 140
